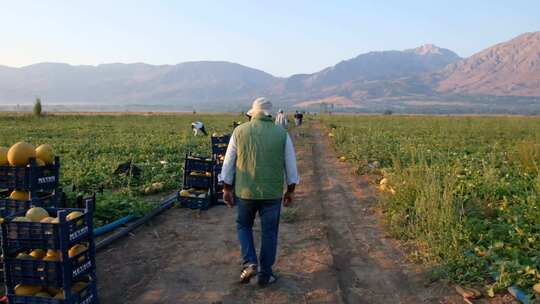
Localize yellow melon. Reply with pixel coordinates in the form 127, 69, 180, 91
29, 249, 46, 260
71, 281, 87, 293
16, 253, 35, 260
7, 142, 36, 166
34, 291, 51, 298
25, 207, 50, 222
12, 216, 31, 222
46, 249, 61, 258
68, 244, 88, 259
36, 158, 46, 167
0, 147, 8, 165
14, 284, 42, 296
53, 290, 65, 300
10, 190, 30, 201
43, 254, 60, 262
44, 249, 61, 262
35, 144, 54, 165
179, 189, 190, 197
66, 211, 83, 222
40, 217, 55, 223
47, 287, 61, 296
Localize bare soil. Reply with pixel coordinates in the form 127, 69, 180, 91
96, 121, 470, 304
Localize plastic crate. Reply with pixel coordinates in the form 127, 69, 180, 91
7, 279, 98, 304
211, 165, 225, 205
184, 174, 213, 189
211, 134, 231, 145
4, 248, 94, 287
1, 203, 94, 250
213, 191, 225, 205
0, 157, 60, 192
184, 154, 214, 172
178, 192, 211, 210
211, 134, 230, 156
0, 191, 63, 217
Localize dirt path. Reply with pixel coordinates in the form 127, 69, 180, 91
97, 121, 459, 304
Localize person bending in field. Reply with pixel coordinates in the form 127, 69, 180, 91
191, 121, 207, 136
219, 97, 299, 287
293, 111, 303, 126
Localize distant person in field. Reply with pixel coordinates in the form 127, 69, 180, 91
293, 111, 303, 126
219, 97, 299, 287
274, 109, 288, 129
191, 121, 207, 136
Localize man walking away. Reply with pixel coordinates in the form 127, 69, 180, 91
275, 109, 288, 129
219, 97, 299, 287
191, 121, 207, 136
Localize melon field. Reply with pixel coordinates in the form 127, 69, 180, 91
0, 113, 240, 226
1, 112, 539, 302
321, 115, 540, 294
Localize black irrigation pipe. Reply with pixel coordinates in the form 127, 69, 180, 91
95, 193, 178, 252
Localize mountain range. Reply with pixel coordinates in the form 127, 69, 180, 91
0, 31, 539, 112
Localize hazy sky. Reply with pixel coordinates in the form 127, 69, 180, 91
1, 0, 538, 76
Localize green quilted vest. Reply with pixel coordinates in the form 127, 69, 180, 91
234, 112, 287, 200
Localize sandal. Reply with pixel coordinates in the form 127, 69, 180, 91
239, 264, 257, 284
258, 274, 278, 287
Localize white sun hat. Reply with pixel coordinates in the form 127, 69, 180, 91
246, 97, 273, 117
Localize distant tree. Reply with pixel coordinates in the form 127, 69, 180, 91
33, 98, 42, 117
383, 109, 393, 115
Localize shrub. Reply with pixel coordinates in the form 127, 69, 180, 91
33, 97, 42, 117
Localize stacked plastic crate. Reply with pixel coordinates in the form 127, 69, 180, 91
0, 157, 63, 282
1, 196, 98, 303
178, 154, 214, 210
0, 157, 62, 215
210, 134, 231, 205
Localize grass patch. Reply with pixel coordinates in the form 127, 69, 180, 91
281, 207, 300, 223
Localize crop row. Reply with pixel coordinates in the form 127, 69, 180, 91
321, 115, 540, 296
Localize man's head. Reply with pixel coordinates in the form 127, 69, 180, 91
247, 97, 272, 117
278, 109, 284, 114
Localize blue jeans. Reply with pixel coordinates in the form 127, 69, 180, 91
236, 197, 282, 278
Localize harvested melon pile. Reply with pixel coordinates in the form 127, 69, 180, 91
7, 207, 91, 299
11, 207, 83, 224
189, 171, 212, 177
179, 188, 210, 198
13, 277, 89, 299
1, 142, 55, 167
0, 142, 57, 204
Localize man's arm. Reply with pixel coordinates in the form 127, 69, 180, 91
283, 134, 299, 206
220, 133, 237, 207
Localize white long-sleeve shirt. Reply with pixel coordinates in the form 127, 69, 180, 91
218, 131, 299, 186
275, 113, 288, 129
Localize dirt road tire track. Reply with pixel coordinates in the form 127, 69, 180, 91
309, 122, 459, 304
